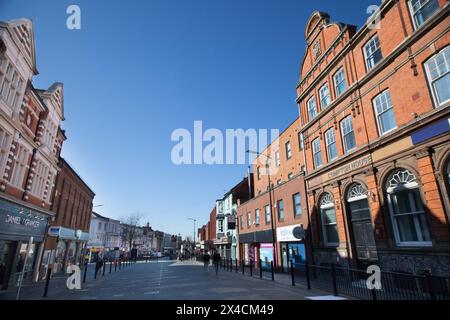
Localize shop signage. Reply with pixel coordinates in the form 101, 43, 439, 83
47, 226, 77, 240
277, 225, 305, 242
260, 243, 274, 263
411, 118, 450, 145
0, 199, 48, 240
327, 155, 372, 180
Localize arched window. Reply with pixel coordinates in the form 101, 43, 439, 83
386, 169, 431, 246
319, 193, 339, 246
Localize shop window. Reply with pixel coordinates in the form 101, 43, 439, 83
340, 116, 356, 153
373, 90, 397, 135
386, 169, 431, 246
408, 0, 440, 29
364, 35, 383, 70
424, 45, 450, 107
320, 193, 339, 246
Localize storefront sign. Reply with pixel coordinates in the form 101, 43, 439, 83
47, 226, 77, 240
412, 118, 450, 145
0, 199, 49, 241
327, 155, 372, 180
277, 225, 305, 242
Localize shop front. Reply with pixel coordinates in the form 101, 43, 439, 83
277, 225, 307, 273
41, 227, 90, 276
238, 230, 273, 265
0, 197, 50, 290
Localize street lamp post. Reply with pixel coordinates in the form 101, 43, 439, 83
187, 218, 196, 252
247, 150, 277, 271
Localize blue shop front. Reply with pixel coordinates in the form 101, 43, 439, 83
0, 196, 51, 290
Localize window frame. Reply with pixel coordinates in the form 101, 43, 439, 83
320, 193, 339, 247
340, 116, 356, 153
319, 82, 331, 109
264, 205, 271, 224
312, 138, 323, 169
275, 150, 280, 167
373, 89, 398, 136
307, 96, 317, 121
333, 68, 347, 98
424, 45, 450, 108
277, 199, 284, 222
255, 209, 260, 226
324, 128, 338, 162
363, 35, 383, 71
285, 141, 292, 160
293, 193, 302, 217
408, 0, 440, 30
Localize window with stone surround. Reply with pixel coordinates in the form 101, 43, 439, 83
325, 128, 338, 161
312, 138, 323, 169
320, 192, 339, 246
319, 83, 331, 109
307, 96, 317, 121
0, 128, 12, 178
333, 68, 347, 97
364, 35, 383, 71
10, 144, 29, 189
386, 169, 431, 246
255, 209, 260, 226
373, 90, 397, 135
424, 45, 450, 107
277, 199, 284, 221
31, 160, 49, 199
340, 116, 356, 153
408, 0, 440, 29
0, 58, 25, 111
265, 205, 271, 224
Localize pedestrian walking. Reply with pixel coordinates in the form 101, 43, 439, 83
94, 257, 104, 278
202, 251, 211, 273
213, 252, 221, 276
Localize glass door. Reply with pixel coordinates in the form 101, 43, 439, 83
0, 241, 16, 290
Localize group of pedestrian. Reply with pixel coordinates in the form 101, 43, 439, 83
202, 251, 221, 276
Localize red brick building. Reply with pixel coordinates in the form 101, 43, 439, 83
237, 118, 310, 272
40, 157, 95, 277
297, 1, 449, 275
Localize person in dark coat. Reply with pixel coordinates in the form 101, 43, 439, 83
94, 257, 104, 278
212, 252, 221, 276
202, 252, 211, 273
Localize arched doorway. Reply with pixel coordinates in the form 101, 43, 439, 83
346, 183, 378, 269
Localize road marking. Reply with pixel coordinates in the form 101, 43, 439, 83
144, 291, 160, 295
113, 294, 125, 297
306, 296, 347, 300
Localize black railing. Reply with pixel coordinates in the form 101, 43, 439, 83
292, 262, 450, 300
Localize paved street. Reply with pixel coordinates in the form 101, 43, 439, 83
0, 259, 346, 300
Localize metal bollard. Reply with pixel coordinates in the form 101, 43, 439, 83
250, 260, 253, 277
260, 260, 263, 279
305, 262, 311, 290
235, 259, 238, 273
242, 260, 244, 275
83, 263, 88, 284
290, 261, 295, 286
43, 266, 52, 298
271, 261, 274, 281
331, 264, 338, 296
102, 262, 106, 276
109, 261, 112, 274
114, 261, 117, 272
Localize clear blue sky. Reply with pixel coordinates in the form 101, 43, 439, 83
1, 0, 376, 238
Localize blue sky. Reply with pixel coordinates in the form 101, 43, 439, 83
1, 0, 376, 238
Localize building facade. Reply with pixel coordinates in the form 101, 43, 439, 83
215, 176, 253, 260
87, 212, 109, 262
297, 1, 450, 275
237, 118, 310, 272
42, 158, 94, 276
0, 19, 65, 290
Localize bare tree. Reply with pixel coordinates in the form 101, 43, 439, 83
120, 213, 142, 254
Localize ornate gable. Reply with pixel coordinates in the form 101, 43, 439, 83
299, 12, 355, 83
8, 19, 38, 75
